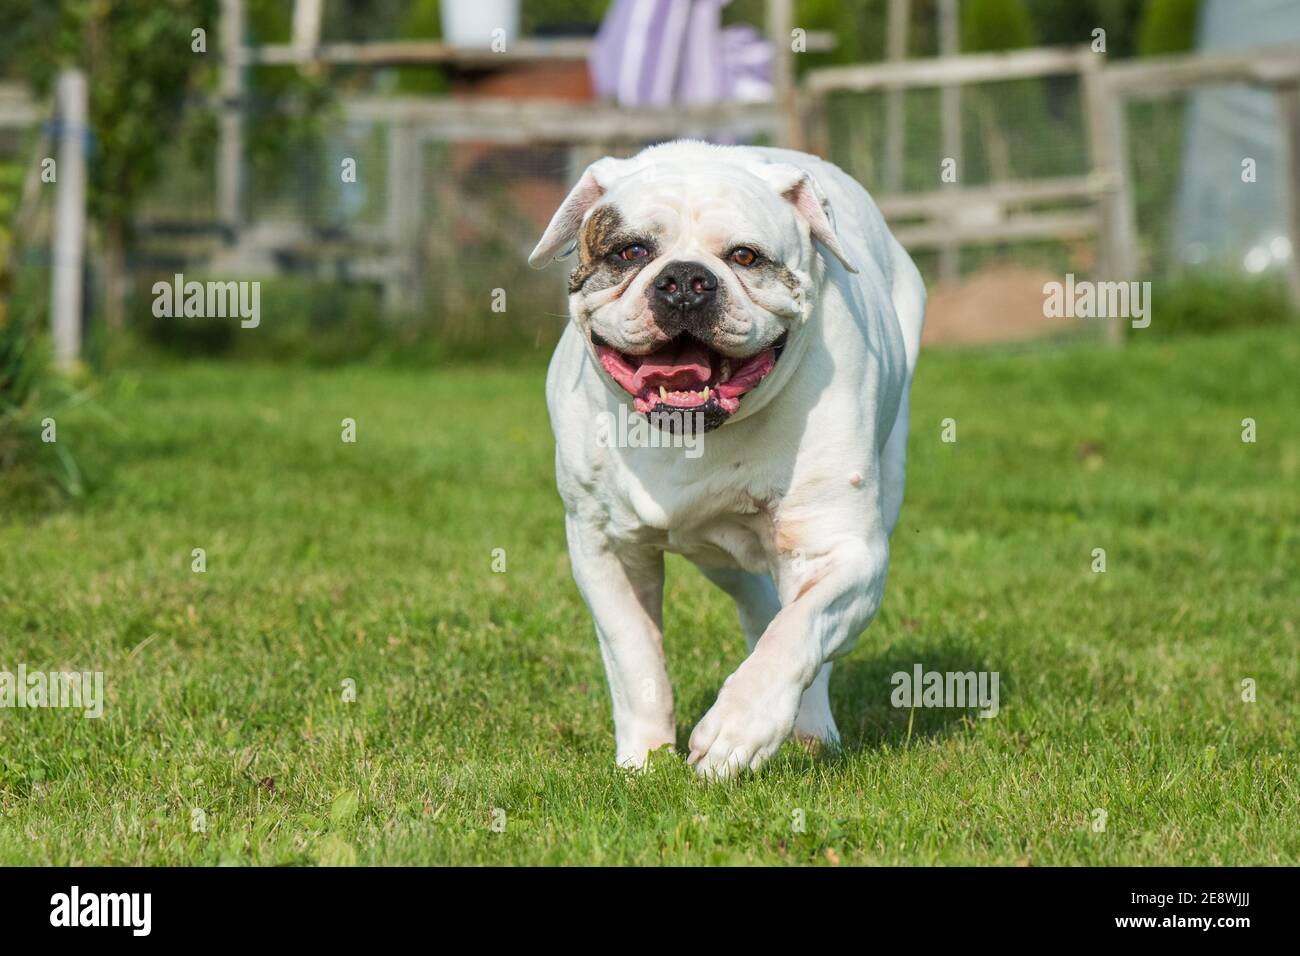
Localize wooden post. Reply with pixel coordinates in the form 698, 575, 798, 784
767, 0, 798, 148
1280, 84, 1300, 311
937, 0, 961, 286
883, 0, 911, 193
292, 0, 323, 53
50, 70, 87, 371
1082, 52, 1137, 347
805, 88, 831, 158
384, 121, 422, 315
218, 0, 245, 244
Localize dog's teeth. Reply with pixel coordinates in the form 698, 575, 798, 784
720, 360, 731, 384
659, 386, 668, 401
701, 386, 711, 400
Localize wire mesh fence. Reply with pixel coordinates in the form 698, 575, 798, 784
26, 41, 1298, 356
823, 75, 1098, 285
1126, 85, 1294, 280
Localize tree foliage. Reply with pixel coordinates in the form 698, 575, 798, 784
961, 0, 1036, 52
8, 0, 219, 231
1138, 0, 1201, 56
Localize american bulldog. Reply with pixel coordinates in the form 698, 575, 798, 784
529, 141, 925, 779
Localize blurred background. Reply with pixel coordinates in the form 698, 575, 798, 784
1, 0, 1299, 498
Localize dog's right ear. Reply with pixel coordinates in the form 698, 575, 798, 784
528, 157, 630, 269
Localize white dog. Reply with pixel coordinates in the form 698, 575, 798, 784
530, 141, 925, 779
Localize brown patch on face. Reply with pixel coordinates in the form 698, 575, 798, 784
751, 257, 800, 294
568, 203, 643, 294
729, 253, 802, 322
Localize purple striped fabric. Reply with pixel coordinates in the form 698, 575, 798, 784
589, 0, 773, 107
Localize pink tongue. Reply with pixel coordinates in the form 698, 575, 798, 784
632, 342, 713, 392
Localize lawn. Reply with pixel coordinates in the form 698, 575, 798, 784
0, 327, 1296, 865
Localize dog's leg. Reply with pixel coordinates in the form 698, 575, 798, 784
688, 532, 887, 779
792, 663, 838, 750
699, 566, 839, 749
882, 239, 925, 536
566, 515, 675, 769
880, 391, 909, 536
698, 567, 779, 649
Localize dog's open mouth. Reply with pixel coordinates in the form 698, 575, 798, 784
593, 332, 787, 422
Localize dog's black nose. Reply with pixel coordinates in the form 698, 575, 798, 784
653, 261, 717, 310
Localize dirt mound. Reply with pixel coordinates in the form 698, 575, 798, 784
922, 265, 1061, 346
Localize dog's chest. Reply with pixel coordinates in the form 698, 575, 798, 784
612, 473, 782, 575
666, 511, 777, 575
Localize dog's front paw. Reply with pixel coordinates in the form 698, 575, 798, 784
687, 659, 803, 780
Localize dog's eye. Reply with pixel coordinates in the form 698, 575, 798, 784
729, 247, 758, 266
618, 243, 650, 262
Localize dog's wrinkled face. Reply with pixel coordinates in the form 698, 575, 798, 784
531, 148, 854, 430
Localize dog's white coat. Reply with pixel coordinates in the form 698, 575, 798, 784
533, 142, 925, 778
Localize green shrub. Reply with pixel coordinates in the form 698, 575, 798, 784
136, 275, 390, 364
1147, 272, 1297, 337
132, 274, 553, 367
0, 304, 87, 502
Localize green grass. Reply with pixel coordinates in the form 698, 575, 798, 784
1, 327, 1297, 865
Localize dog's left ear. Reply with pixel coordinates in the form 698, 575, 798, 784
529, 156, 630, 268
752, 162, 857, 274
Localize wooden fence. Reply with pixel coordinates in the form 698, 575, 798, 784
15, 0, 1300, 361
203, 0, 1300, 349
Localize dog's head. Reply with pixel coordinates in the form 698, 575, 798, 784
529, 143, 854, 430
